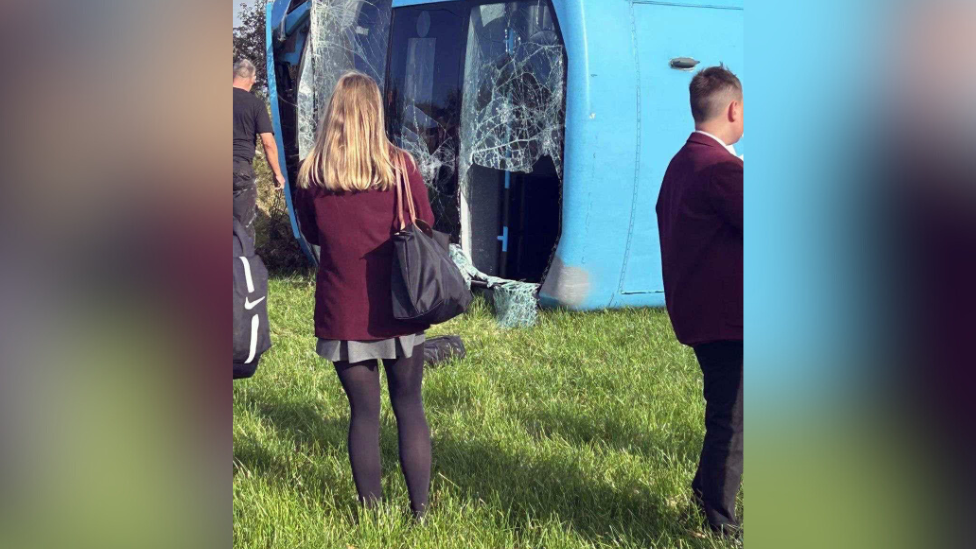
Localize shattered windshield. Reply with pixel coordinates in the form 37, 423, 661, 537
460, 2, 566, 181
457, 2, 566, 276
296, 0, 391, 159
296, 0, 566, 285
291, 0, 566, 323
384, 1, 566, 244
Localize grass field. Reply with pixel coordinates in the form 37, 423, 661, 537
233, 273, 742, 548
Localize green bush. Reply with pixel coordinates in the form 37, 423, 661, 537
250, 147, 310, 274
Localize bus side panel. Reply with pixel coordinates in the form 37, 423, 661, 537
618, 3, 744, 297
541, 0, 643, 310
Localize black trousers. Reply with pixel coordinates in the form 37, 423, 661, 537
233, 158, 257, 242
691, 340, 743, 532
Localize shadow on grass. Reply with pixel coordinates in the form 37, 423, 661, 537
235, 396, 713, 546
234, 398, 402, 517
518, 404, 704, 466
431, 433, 706, 547
233, 436, 279, 477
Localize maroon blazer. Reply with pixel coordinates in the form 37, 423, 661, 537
294, 157, 435, 341
656, 133, 743, 346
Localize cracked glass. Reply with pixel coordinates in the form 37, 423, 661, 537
385, 4, 469, 236
460, 2, 566, 180
458, 1, 567, 275
290, 0, 565, 324
296, 0, 392, 159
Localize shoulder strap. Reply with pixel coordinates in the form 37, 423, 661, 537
394, 151, 417, 231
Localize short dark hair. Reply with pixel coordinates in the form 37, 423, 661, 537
689, 64, 742, 123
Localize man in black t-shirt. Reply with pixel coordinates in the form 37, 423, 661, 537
233, 59, 285, 241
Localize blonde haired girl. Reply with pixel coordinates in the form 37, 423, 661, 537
295, 71, 435, 518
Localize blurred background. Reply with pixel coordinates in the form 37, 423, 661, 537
746, 1, 975, 547
0, 0, 972, 547
0, 1, 229, 548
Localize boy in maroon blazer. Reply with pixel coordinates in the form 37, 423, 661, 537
656, 65, 744, 534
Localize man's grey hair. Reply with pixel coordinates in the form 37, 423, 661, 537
234, 59, 257, 79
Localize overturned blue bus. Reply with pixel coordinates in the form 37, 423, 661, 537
266, 0, 743, 311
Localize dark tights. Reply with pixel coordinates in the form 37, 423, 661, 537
333, 344, 430, 517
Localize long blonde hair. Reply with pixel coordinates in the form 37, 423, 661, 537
298, 71, 405, 192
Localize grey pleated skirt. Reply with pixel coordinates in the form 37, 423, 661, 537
316, 332, 425, 363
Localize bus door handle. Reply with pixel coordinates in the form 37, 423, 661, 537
670, 57, 700, 70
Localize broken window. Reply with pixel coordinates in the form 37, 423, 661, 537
296, 0, 392, 160
295, 0, 565, 289
385, 4, 468, 237
385, 1, 566, 283
458, 1, 566, 282
283, 0, 565, 326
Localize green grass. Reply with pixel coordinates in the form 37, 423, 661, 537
233, 273, 742, 548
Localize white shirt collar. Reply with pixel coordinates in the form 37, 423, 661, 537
694, 130, 739, 158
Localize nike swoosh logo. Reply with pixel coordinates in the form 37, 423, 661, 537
244, 296, 265, 310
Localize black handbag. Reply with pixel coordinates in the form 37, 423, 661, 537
390, 153, 473, 325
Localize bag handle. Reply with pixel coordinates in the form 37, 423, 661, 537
394, 150, 417, 231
